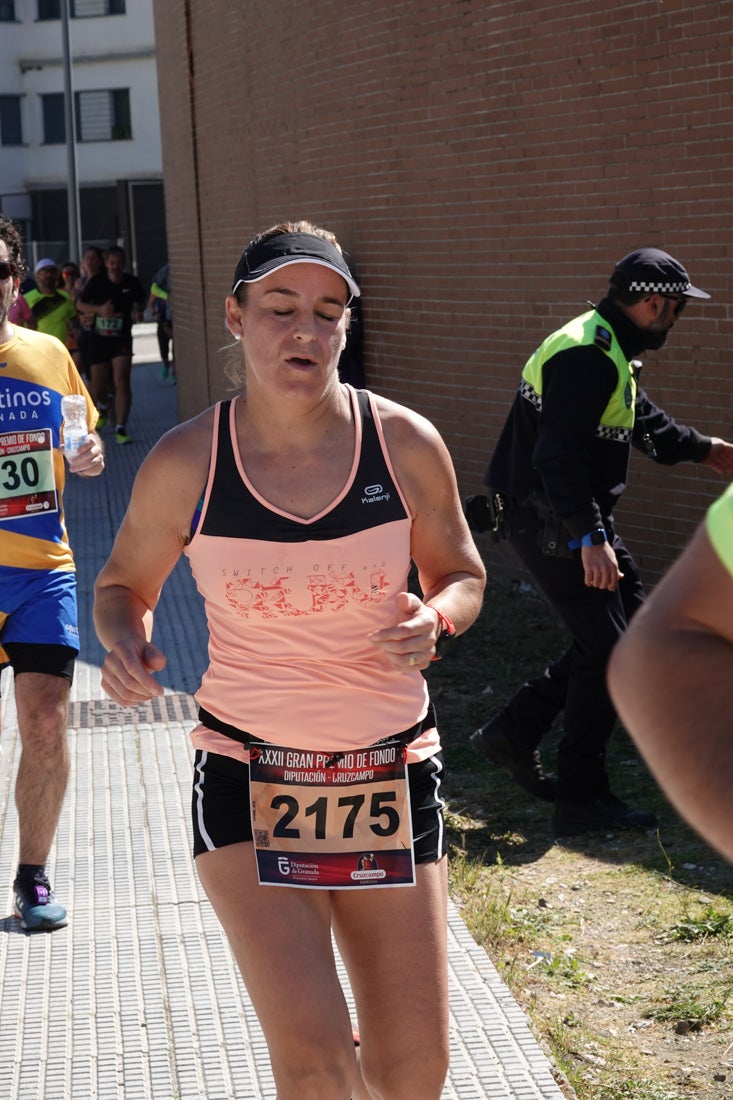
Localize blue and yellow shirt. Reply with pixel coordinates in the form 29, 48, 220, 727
0, 325, 97, 573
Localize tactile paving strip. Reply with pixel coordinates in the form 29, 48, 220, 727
69, 692, 200, 729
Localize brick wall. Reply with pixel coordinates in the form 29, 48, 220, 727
153, 0, 733, 582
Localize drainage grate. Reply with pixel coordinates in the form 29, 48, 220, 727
69, 692, 199, 728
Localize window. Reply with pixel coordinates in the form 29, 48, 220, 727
42, 93, 65, 144
41, 89, 132, 143
37, 0, 124, 17
0, 97, 22, 146
77, 89, 131, 141
73, 0, 125, 14
0, 2, 16, 20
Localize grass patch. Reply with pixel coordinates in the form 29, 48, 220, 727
596, 1083, 686, 1100
659, 903, 733, 943
645, 984, 732, 1031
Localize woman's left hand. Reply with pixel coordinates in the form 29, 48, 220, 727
368, 591, 439, 671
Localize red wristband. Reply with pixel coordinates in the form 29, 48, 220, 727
432, 607, 456, 636
430, 607, 456, 661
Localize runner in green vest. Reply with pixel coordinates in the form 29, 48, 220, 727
24, 258, 76, 347
609, 482, 733, 864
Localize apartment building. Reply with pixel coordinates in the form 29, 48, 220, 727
0, 0, 165, 287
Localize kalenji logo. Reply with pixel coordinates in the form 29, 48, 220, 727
362, 483, 391, 505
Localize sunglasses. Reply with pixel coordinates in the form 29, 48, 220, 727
661, 294, 687, 316
0, 261, 17, 281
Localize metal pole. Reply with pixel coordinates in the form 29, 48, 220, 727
60, 0, 82, 263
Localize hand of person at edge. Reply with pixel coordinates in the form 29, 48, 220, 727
581, 542, 623, 591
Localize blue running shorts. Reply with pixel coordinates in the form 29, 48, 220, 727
0, 566, 80, 657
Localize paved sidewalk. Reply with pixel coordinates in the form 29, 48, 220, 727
0, 352, 570, 1099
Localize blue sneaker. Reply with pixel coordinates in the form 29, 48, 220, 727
14, 876, 68, 931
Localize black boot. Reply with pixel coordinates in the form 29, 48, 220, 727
471, 716, 556, 801
552, 794, 658, 837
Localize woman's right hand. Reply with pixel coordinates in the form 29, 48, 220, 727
101, 639, 167, 706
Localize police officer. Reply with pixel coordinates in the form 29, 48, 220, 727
472, 248, 733, 836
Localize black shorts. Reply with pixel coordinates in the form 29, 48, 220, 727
2, 642, 76, 681
191, 748, 447, 864
88, 336, 132, 364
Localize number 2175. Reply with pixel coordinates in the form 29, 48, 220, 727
270, 791, 399, 841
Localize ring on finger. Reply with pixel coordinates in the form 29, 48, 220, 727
408, 653, 420, 667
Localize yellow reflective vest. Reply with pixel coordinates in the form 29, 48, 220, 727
520, 309, 637, 443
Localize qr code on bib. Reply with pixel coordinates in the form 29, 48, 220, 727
254, 830, 270, 848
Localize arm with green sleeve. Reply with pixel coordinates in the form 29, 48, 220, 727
150, 262, 170, 302
150, 281, 168, 302
608, 483, 733, 862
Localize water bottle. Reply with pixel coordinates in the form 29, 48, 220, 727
61, 394, 88, 460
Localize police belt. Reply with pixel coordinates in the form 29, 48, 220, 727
494, 491, 577, 557
495, 490, 553, 515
